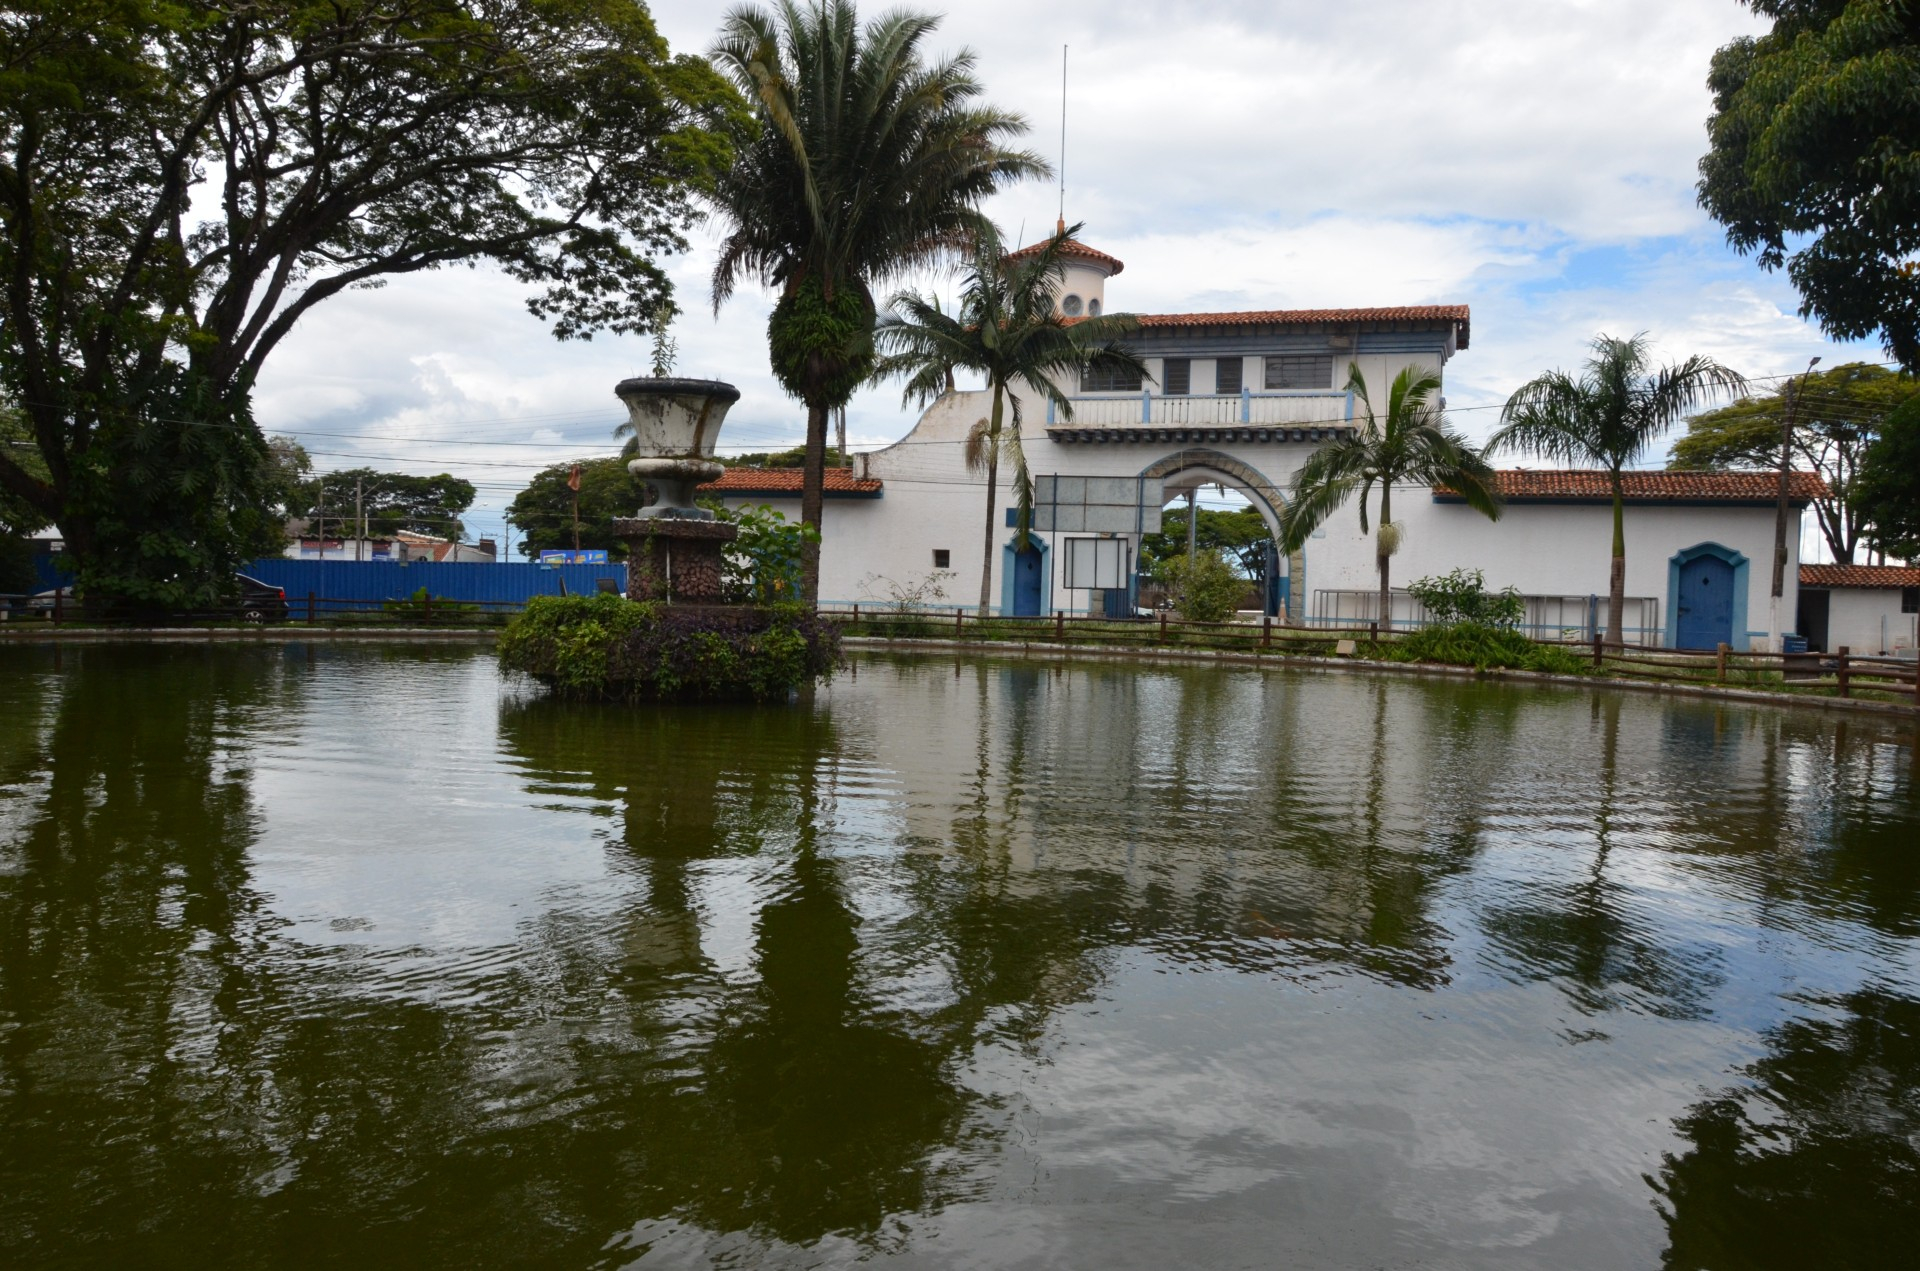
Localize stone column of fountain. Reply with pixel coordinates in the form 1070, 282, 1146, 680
610, 378, 742, 603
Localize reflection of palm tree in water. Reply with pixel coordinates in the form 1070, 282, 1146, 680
496, 696, 973, 1248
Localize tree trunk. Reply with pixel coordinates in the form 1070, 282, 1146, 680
977, 385, 1004, 617
799, 396, 829, 603
1607, 479, 1626, 648
1376, 483, 1392, 634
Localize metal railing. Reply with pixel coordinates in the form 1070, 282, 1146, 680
1049, 390, 1353, 428
1311, 589, 1662, 646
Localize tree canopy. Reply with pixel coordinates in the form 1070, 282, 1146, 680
1141, 505, 1272, 581
291, 468, 478, 542
506, 458, 644, 558
1699, 2, 1920, 364
0, 0, 735, 607
1670, 362, 1915, 563
1855, 394, 1920, 559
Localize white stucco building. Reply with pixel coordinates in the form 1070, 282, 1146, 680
705, 233, 1815, 651
1797, 565, 1920, 656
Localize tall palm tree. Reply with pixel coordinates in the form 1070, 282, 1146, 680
1279, 364, 1503, 630
1491, 334, 1746, 646
707, 1, 1045, 599
876, 223, 1145, 615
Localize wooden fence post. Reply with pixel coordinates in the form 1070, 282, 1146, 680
307, 590, 316, 623
1369, 620, 1379, 645
1715, 642, 1729, 684
1836, 645, 1851, 698
1262, 613, 1272, 649
852, 602, 859, 623
424, 593, 434, 623
954, 607, 963, 639
1592, 634, 1604, 668
51, 587, 61, 626
1055, 610, 1064, 640
1158, 609, 1168, 644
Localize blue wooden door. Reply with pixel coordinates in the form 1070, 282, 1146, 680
1012, 544, 1044, 616
1675, 555, 1734, 649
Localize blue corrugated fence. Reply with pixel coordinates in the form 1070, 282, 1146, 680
240, 559, 626, 606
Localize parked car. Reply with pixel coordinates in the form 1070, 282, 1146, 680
235, 574, 289, 623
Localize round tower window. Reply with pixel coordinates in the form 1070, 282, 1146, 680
1087, 298, 1102, 316
1061, 293, 1083, 316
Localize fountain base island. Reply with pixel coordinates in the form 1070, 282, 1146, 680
498, 377, 839, 702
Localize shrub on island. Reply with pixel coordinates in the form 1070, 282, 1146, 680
1375, 623, 1593, 675
498, 593, 840, 702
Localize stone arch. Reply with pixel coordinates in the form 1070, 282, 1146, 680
1136, 448, 1304, 621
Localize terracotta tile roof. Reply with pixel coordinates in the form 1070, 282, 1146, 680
1435, 469, 1828, 503
697, 466, 882, 496
1006, 237, 1125, 276
1799, 563, 1920, 589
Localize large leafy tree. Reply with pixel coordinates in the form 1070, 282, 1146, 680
506, 457, 642, 558
290, 468, 477, 541
1699, 2, 1920, 364
1854, 394, 1920, 559
0, 0, 735, 609
1142, 504, 1273, 582
1670, 362, 1916, 563
1492, 334, 1747, 647
707, 0, 1045, 600
875, 224, 1143, 614
1280, 364, 1503, 630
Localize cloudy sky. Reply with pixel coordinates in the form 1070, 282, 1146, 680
252, 0, 1874, 547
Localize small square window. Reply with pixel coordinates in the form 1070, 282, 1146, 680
932, 549, 950, 568
1214, 357, 1243, 395
1903, 586, 1918, 614
1163, 358, 1191, 396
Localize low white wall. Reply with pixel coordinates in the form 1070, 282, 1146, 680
1305, 498, 1795, 648
1824, 589, 1918, 655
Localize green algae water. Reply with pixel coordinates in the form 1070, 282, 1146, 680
2, 642, 1917, 1269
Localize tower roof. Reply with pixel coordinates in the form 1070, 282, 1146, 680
1007, 226, 1124, 277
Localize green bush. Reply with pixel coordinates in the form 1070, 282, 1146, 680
497, 593, 840, 702
1158, 548, 1246, 624
1378, 621, 1592, 675
1405, 568, 1524, 628
381, 586, 480, 621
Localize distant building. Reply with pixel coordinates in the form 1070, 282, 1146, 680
284, 529, 496, 563
1797, 564, 1920, 655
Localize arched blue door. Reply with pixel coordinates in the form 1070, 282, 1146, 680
1675, 553, 1735, 649
1012, 544, 1044, 616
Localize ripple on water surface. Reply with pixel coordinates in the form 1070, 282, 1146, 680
0, 642, 1916, 1269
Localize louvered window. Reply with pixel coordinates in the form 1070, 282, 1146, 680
1265, 354, 1334, 389
1903, 586, 1919, 614
1163, 358, 1191, 396
1081, 357, 1142, 392
1214, 357, 1243, 394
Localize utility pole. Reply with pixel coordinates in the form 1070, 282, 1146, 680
355, 475, 365, 563
1769, 357, 1820, 650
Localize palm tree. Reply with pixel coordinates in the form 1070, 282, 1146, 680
1491, 334, 1746, 646
1279, 364, 1503, 630
707, 1, 1046, 599
875, 223, 1145, 615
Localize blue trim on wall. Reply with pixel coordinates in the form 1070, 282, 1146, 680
1666, 541, 1749, 648
1000, 533, 1052, 616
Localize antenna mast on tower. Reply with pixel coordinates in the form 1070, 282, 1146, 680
1058, 45, 1067, 231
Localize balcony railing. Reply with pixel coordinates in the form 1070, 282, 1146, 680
1049, 389, 1354, 428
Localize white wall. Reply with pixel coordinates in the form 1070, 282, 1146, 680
1824, 589, 1918, 656
1305, 498, 1798, 649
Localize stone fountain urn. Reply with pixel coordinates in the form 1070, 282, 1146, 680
610, 377, 742, 602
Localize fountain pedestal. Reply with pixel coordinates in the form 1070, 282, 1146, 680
607, 378, 742, 603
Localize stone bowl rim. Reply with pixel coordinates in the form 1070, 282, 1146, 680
614, 376, 741, 403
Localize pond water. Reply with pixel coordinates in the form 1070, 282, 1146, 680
1, 642, 1917, 1269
